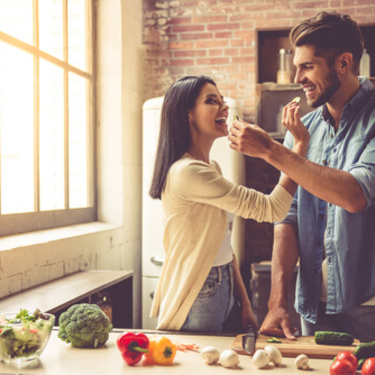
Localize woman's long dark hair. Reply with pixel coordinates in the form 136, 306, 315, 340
149, 75, 216, 199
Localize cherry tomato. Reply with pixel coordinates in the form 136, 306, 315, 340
336, 351, 358, 371
362, 357, 375, 375
330, 359, 355, 375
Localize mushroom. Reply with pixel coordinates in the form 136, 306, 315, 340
264, 344, 283, 366
200, 346, 220, 365
252, 349, 271, 368
219, 349, 240, 368
295, 354, 310, 370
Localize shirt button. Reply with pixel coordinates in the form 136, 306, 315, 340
322, 159, 326, 165
329, 133, 333, 138
333, 148, 337, 153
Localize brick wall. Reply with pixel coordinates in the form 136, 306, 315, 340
142, 0, 374, 263
143, 0, 374, 119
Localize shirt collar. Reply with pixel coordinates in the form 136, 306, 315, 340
321, 77, 373, 125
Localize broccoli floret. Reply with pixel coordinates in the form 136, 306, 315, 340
57, 303, 112, 348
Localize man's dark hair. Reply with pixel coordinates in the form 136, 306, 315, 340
290, 11, 364, 73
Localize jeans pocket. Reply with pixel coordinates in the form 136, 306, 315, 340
196, 275, 218, 299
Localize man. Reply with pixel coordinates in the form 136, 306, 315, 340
229, 11, 375, 341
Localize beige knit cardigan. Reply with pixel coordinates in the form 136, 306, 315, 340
150, 153, 293, 330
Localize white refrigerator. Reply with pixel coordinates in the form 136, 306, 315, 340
142, 97, 244, 329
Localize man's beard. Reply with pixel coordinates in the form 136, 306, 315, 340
310, 70, 341, 108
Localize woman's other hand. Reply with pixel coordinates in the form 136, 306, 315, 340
241, 302, 259, 333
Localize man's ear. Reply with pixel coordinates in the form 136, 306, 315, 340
338, 52, 353, 72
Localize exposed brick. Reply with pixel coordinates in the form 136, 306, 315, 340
329, 0, 341, 7
231, 39, 245, 47
217, 81, 238, 90
196, 40, 229, 48
170, 58, 195, 66
166, 17, 192, 25
207, 23, 241, 31
232, 56, 254, 64
174, 49, 207, 57
173, 24, 205, 33
344, 0, 375, 6
180, 32, 214, 40
215, 31, 233, 39
233, 30, 254, 41
224, 48, 239, 56
209, 49, 223, 57
192, 15, 227, 23
196, 57, 231, 65
169, 41, 194, 49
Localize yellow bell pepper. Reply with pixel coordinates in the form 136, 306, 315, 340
144, 336, 177, 365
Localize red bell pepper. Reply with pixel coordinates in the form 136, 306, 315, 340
117, 332, 149, 365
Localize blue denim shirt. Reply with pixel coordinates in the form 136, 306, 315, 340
281, 77, 375, 324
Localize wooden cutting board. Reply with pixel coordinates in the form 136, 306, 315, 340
232, 334, 360, 359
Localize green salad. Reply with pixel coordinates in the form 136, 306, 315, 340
0, 309, 54, 359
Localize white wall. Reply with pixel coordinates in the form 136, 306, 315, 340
0, 0, 144, 328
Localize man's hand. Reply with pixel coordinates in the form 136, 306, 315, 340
259, 306, 297, 340
228, 120, 274, 159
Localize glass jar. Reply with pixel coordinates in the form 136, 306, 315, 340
359, 48, 371, 77
93, 291, 113, 322
277, 48, 293, 84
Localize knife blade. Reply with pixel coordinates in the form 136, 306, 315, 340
241, 324, 258, 355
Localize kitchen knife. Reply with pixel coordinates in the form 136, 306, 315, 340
241, 324, 257, 355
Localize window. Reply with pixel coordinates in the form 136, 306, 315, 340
0, 0, 95, 236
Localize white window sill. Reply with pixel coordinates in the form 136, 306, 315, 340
0, 222, 120, 252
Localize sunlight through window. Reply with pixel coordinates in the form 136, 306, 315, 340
0, 0, 93, 235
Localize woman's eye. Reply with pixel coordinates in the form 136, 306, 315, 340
206, 98, 224, 106
206, 99, 218, 105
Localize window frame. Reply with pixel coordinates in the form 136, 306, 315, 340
0, 0, 96, 237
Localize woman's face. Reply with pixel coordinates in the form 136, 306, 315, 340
188, 83, 229, 140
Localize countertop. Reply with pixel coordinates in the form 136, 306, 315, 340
0, 329, 335, 374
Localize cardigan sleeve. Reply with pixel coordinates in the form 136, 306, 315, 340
170, 158, 293, 223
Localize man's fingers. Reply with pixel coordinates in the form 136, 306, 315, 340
259, 326, 285, 337
281, 322, 297, 340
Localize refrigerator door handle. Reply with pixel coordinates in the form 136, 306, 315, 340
150, 256, 164, 266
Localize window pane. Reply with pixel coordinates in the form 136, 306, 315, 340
69, 73, 89, 208
39, 59, 65, 211
0, 43, 34, 213
68, 0, 89, 71
0, 0, 33, 45
39, 0, 64, 60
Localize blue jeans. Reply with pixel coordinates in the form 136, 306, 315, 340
180, 262, 235, 333
301, 301, 375, 341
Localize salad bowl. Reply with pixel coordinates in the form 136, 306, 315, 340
0, 309, 55, 367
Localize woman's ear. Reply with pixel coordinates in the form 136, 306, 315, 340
188, 110, 193, 123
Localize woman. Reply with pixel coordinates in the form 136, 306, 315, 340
149, 75, 309, 333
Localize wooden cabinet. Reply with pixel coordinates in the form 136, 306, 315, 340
0, 270, 133, 329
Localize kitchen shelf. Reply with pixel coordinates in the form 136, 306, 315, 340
257, 24, 375, 83
0, 270, 133, 329
256, 82, 313, 137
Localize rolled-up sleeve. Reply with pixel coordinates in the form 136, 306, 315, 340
349, 137, 375, 207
